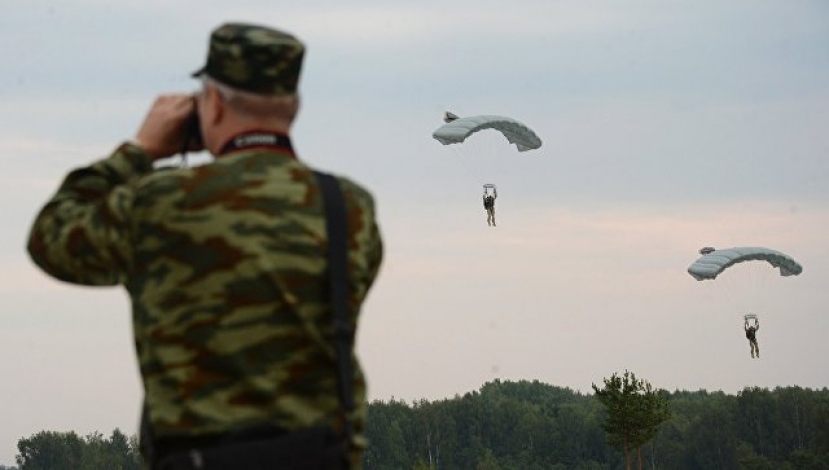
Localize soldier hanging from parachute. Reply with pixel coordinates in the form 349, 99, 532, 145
687, 246, 803, 358
482, 184, 497, 227
432, 111, 542, 226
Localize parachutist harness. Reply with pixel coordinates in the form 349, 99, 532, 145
744, 314, 759, 343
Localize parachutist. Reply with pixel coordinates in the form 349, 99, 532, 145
688, 249, 799, 359
483, 184, 497, 227
744, 315, 760, 358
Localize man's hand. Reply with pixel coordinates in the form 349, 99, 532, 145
134, 94, 197, 161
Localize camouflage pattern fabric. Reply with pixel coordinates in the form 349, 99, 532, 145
27, 141, 383, 468
192, 23, 305, 95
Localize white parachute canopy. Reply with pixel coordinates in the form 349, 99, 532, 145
432, 113, 542, 152
687, 247, 803, 281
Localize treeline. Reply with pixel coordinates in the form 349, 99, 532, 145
11, 429, 141, 470
8, 380, 829, 469
363, 380, 829, 470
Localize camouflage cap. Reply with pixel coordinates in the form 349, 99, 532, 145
192, 23, 304, 95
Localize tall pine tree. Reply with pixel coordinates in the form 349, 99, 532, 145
592, 370, 670, 470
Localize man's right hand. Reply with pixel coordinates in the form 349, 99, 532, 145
134, 94, 196, 161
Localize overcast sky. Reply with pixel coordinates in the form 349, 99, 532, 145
2, 0, 828, 465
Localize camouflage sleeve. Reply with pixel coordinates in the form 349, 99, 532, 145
366, 219, 382, 289
27, 142, 154, 285
341, 178, 384, 303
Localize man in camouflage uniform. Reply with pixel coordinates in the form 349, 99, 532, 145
745, 317, 760, 359
483, 186, 497, 227
27, 23, 382, 469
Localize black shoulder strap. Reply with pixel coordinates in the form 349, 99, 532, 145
313, 171, 355, 448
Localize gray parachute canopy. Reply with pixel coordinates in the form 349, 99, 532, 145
687, 247, 803, 281
432, 113, 542, 152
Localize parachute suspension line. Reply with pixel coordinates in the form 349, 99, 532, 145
746, 261, 778, 320
447, 132, 512, 194
447, 145, 486, 189
429, 132, 478, 189
750, 260, 775, 292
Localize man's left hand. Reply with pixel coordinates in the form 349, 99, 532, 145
134, 94, 196, 160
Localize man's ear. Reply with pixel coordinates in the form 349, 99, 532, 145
205, 85, 225, 125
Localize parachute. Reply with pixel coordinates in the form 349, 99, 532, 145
687, 247, 803, 281
432, 113, 542, 152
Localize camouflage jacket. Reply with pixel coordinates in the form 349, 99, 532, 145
27, 140, 383, 465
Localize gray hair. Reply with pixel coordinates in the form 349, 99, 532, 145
201, 75, 299, 120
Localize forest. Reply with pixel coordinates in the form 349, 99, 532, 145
8, 379, 829, 469
363, 380, 829, 469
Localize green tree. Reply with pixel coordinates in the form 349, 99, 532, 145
737, 387, 775, 459
411, 457, 433, 470
592, 370, 670, 470
16, 431, 83, 470
682, 400, 738, 469
15, 429, 141, 470
476, 448, 501, 470
364, 399, 412, 469
80, 429, 141, 470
